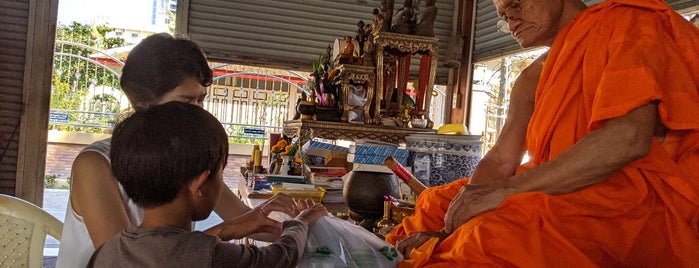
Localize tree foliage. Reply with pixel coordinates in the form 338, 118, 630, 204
50, 22, 125, 133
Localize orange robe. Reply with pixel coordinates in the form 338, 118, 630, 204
387, 0, 699, 266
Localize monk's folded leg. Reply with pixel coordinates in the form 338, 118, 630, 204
416, 194, 603, 267
386, 178, 470, 245
414, 186, 699, 267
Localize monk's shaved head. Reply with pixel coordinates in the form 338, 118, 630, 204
493, 0, 587, 47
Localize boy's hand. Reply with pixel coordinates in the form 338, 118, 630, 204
205, 208, 282, 241
295, 203, 328, 226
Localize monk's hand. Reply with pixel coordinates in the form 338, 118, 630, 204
443, 178, 515, 233
396, 231, 448, 257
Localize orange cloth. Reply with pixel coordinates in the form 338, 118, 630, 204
386, 0, 699, 266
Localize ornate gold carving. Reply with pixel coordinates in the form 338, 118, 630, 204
337, 64, 376, 124
373, 32, 438, 124
284, 120, 434, 146
374, 32, 438, 55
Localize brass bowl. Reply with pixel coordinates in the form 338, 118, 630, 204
390, 204, 415, 223
410, 118, 428, 128
296, 101, 316, 120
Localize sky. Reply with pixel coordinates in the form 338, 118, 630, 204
57, 0, 162, 31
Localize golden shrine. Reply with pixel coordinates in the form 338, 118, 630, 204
300, 0, 440, 128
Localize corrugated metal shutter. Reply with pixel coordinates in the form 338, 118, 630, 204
671, 0, 699, 10
182, 0, 456, 84
0, 0, 28, 195
472, 0, 698, 63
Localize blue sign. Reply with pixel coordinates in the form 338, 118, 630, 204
49, 113, 69, 121
243, 128, 265, 135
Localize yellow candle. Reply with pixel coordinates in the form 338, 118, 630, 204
253, 150, 262, 167
251, 145, 260, 163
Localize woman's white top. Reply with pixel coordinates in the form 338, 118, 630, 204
55, 139, 144, 268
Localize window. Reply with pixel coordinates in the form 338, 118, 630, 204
469, 48, 547, 152
131, 33, 139, 38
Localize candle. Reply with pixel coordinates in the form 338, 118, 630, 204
251, 145, 260, 163
253, 150, 262, 167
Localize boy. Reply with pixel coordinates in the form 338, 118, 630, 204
88, 102, 326, 267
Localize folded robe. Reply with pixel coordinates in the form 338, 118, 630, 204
386, 0, 699, 266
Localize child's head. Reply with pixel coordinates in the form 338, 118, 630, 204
110, 102, 228, 220
120, 33, 213, 110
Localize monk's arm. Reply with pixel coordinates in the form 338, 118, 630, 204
508, 102, 657, 194
469, 54, 544, 184
443, 101, 657, 232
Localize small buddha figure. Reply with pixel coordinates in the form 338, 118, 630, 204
392, 0, 417, 34
356, 20, 367, 57
337, 36, 356, 65
380, 0, 394, 33
372, 8, 385, 36
415, 0, 438, 36
362, 23, 375, 66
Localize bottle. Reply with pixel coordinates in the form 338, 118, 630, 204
375, 200, 397, 236
434, 141, 445, 168
376, 200, 396, 228
246, 169, 255, 191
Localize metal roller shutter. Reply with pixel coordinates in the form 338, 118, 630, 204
0, 0, 28, 195
472, 0, 698, 63
181, 0, 456, 84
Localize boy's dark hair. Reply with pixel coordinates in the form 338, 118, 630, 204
110, 102, 228, 208
120, 33, 213, 110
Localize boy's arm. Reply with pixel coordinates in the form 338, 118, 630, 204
211, 220, 308, 268
210, 204, 327, 267
213, 191, 298, 242
204, 207, 283, 241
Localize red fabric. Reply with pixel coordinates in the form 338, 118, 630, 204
386, 0, 699, 266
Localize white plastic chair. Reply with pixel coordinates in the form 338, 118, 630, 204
0, 194, 62, 268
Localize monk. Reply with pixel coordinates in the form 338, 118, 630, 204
386, 0, 699, 266
337, 35, 356, 64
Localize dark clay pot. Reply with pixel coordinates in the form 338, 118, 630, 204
343, 171, 400, 221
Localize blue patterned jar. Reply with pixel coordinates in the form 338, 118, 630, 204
406, 134, 483, 186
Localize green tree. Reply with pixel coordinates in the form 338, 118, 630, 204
50, 22, 125, 133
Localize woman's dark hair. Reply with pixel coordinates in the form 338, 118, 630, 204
110, 102, 228, 208
120, 33, 213, 110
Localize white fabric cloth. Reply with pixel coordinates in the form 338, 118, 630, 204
56, 139, 144, 268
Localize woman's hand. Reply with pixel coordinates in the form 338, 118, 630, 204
256, 193, 298, 217
294, 198, 316, 211
443, 179, 516, 233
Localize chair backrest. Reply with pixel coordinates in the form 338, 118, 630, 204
0, 194, 63, 268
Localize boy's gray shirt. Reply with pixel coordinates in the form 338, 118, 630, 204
88, 219, 308, 268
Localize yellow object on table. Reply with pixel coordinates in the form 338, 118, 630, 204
272, 183, 326, 203
253, 150, 262, 167
436, 124, 470, 135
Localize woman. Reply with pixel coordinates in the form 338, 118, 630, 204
56, 33, 297, 268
